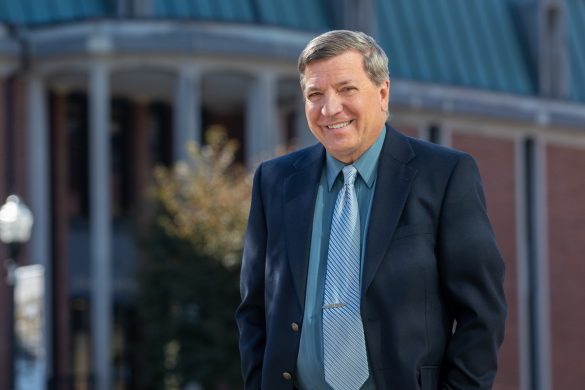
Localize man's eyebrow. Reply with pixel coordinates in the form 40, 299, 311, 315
305, 80, 356, 93
305, 85, 320, 93
335, 80, 355, 87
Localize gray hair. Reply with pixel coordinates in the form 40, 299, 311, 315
298, 30, 389, 91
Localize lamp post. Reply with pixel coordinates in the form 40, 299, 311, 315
0, 195, 34, 390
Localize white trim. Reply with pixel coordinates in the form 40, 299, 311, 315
173, 65, 201, 162
26, 72, 50, 390
394, 109, 585, 148
391, 79, 585, 125
394, 111, 526, 141
25, 20, 314, 47
534, 136, 552, 390
89, 61, 112, 390
515, 136, 530, 390
539, 132, 585, 149
245, 70, 280, 168
34, 56, 298, 80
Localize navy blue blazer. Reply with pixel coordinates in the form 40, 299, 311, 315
236, 126, 506, 389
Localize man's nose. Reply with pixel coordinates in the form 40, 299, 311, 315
321, 93, 342, 117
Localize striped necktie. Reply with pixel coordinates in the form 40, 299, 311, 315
323, 165, 369, 389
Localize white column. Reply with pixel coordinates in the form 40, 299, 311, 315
89, 62, 112, 390
533, 136, 551, 390
173, 66, 201, 162
246, 71, 280, 168
515, 136, 530, 390
27, 72, 50, 390
294, 96, 315, 148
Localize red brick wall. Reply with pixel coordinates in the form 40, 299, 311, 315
0, 78, 5, 197
547, 144, 585, 389
452, 132, 519, 390
13, 78, 28, 198
0, 76, 32, 389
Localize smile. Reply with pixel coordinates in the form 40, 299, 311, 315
327, 120, 353, 129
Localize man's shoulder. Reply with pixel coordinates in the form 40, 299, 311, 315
390, 128, 469, 167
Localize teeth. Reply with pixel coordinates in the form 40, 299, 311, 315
327, 121, 351, 129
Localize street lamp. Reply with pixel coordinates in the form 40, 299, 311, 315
0, 194, 33, 248
0, 194, 34, 390
0, 194, 34, 281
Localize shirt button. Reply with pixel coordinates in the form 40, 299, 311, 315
282, 371, 292, 381
291, 322, 300, 332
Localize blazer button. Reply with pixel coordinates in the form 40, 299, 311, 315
282, 371, 292, 381
291, 322, 300, 332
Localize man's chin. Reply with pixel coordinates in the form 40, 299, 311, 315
326, 146, 358, 163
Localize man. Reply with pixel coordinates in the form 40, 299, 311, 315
236, 30, 506, 389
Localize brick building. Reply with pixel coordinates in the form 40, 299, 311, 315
0, 0, 584, 389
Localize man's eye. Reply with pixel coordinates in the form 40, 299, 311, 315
307, 92, 322, 101
340, 86, 356, 94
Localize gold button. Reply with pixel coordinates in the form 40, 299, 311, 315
291, 322, 300, 332
282, 371, 292, 381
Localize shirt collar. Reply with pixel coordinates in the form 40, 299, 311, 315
325, 126, 386, 191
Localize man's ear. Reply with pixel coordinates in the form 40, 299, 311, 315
379, 79, 390, 111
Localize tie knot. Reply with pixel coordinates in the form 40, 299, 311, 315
342, 165, 357, 186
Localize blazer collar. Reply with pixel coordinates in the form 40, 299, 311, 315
283, 125, 418, 305
362, 125, 418, 294
285, 144, 325, 307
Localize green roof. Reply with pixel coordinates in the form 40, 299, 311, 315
376, 0, 534, 95
154, 0, 329, 30
0, 0, 107, 24
567, 0, 585, 102
1, 0, 584, 102
0, 0, 331, 31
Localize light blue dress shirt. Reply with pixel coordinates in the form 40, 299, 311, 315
296, 128, 386, 390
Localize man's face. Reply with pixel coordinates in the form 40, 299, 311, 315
303, 50, 389, 163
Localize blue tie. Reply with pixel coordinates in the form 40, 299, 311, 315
323, 165, 369, 389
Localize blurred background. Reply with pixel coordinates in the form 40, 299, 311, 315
0, 0, 584, 389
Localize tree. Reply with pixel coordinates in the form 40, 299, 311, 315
136, 128, 251, 389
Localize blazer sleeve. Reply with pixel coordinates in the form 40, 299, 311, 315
235, 164, 267, 389
437, 154, 507, 389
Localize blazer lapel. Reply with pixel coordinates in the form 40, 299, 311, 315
284, 145, 325, 307
363, 127, 417, 294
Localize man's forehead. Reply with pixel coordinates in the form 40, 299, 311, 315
305, 50, 362, 68
305, 53, 362, 79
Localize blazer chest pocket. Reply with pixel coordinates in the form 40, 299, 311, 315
419, 365, 440, 390
392, 223, 434, 241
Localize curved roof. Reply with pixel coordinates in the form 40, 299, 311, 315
0, 0, 107, 24
0, 0, 584, 103
0, 0, 331, 30
377, 0, 534, 95
567, 0, 585, 102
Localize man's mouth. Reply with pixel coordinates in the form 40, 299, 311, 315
326, 120, 353, 129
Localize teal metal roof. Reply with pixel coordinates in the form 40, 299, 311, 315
154, 0, 256, 23
567, 0, 585, 103
153, 0, 330, 31
0, 0, 107, 24
376, 0, 535, 95
252, 0, 330, 31
0, 0, 583, 103
0, 0, 330, 32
